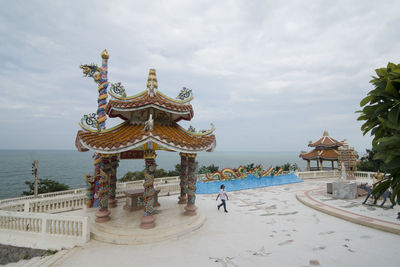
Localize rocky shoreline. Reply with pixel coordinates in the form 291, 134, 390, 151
0, 244, 56, 265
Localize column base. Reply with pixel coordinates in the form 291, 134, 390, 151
140, 215, 156, 229
95, 209, 111, 223
178, 195, 187, 204
108, 198, 117, 208
184, 204, 197, 216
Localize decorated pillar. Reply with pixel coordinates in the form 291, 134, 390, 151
80, 50, 110, 208
184, 153, 198, 216
331, 161, 334, 170
178, 153, 188, 204
108, 155, 119, 208
84, 174, 95, 208
306, 160, 310, 171
319, 159, 323, 171
98, 49, 109, 129
141, 150, 157, 229
95, 155, 112, 223
92, 156, 102, 207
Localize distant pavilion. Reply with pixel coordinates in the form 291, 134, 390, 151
300, 130, 343, 171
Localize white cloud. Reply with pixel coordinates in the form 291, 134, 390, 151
1, 0, 398, 151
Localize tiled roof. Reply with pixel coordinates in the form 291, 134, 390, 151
76, 122, 215, 154
106, 92, 194, 122
309, 132, 343, 148
300, 149, 339, 160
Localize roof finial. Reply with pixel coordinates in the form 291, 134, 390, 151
323, 130, 329, 136
147, 69, 158, 97
101, 49, 109, 59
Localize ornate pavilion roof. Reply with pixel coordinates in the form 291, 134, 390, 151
308, 130, 343, 148
106, 69, 194, 122
106, 91, 194, 122
300, 149, 339, 160
75, 122, 216, 154
76, 60, 216, 155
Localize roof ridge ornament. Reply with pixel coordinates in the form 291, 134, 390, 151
185, 123, 215, 136
147, 69, 158, 97
109, 82, 127, 98
143, 114, 154, 131
177, 87, 193, 101
80, 113, 101, 132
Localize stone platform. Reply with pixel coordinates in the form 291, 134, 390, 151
88, 198, 206, 245
297, 188, 400, 235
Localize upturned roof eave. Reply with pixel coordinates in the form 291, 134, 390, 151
76, 134, 216, 154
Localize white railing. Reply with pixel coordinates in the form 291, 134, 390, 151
353, 171, 378, 179
0, 210, 89, 249
1, 194, 86, 213
28, 195, 86, 213
156, 183, 181, 196
298, 170, 379, 180
298, 170, 340, 179
0, 178, 182, 213
0, 176, 181, 207
0, 188, 86, 206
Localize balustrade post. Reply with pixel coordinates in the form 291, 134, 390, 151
41, 216, 48, 235
184, 153, 198, 216
24, 201, 29, 213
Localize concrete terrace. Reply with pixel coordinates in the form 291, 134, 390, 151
12, 177, 399, 267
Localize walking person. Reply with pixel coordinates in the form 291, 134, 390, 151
216, 184, 229, 212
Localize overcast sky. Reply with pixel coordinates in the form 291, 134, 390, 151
1, 0, 399, 154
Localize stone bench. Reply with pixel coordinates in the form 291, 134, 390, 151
123, 188, 160, 211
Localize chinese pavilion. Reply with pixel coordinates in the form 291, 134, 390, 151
299, 130, 343, 171
75, 50, 216, 229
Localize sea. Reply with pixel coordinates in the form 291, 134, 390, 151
0, 150, 306, 200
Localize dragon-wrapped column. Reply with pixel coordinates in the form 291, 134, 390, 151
84, 174, 95, 208
178, 153, 188, 204
108, 154, 119, 208
141, 150, 157, 229
95, 155, 112, 223
184, 153, 198, 216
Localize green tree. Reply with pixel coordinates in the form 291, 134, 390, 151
356, 149, 384, 172
167, 164, 181, 176
243, 163, 255, 172
198, 164, 219, 174
154, 168, 168, 178
22, 178, 70, 196
357, 62, 400, 205
119, 171, 145, 182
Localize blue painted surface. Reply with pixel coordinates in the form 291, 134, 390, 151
196, 174, 303, 194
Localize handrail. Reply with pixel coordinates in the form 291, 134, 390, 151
0, 210, 89, 249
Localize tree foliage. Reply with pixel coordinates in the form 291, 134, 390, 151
198, 164, 219, 174
356, 149, 384, 172
119, 164, 182, 182
357, 62, 400, 205
22, 178, 70, 196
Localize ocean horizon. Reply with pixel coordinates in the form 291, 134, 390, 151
0, 149, 306, 199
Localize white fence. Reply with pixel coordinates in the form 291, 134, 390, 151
298, 170, 378, 180
0, 177, 182, 213
0, 210, 89, 249
0, 176, 181, 207
298, 170, 340, 179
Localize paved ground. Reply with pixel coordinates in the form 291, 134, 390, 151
50, 178, 400, 267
